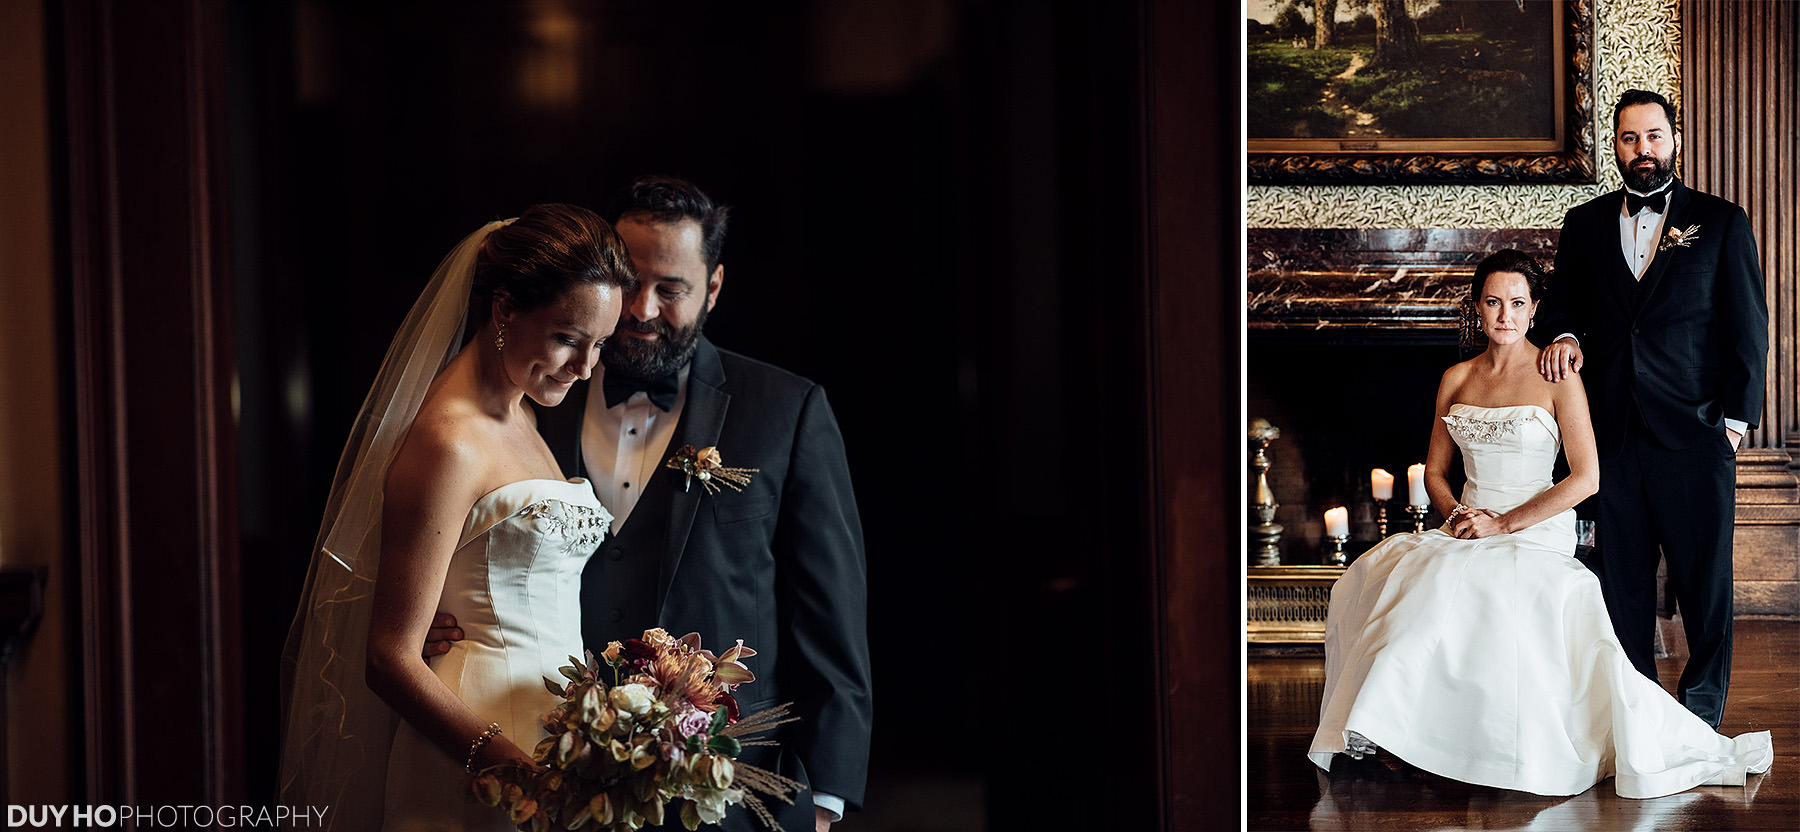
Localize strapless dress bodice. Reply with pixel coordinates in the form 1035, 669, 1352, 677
383, 478, 611, 832
1442, 403, 1561, 514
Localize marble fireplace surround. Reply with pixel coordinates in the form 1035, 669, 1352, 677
1247, 228, 1558, 333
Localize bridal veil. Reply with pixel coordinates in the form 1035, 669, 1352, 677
278, 219, 509, 829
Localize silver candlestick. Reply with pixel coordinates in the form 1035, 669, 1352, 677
1248, 419, 1284, 566
1375, 502, 1389, 538
1325, 533, 1349, 566
1405, 504, 1429, 533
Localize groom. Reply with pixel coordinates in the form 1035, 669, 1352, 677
1534, 89, 1769, 728
433, 177, 872, 830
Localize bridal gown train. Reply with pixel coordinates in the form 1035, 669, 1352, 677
383, 478, 611, 831
1308, 403, 1772, 799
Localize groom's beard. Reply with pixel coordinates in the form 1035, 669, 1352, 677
1618, 149, 1676, 193
602, 303, 709, 380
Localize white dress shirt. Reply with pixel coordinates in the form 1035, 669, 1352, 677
578, 363, 848, 820
582, 364, 689, 531
1619, 180, 1673, 280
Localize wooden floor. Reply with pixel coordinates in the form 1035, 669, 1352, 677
1248, 619, 1800, 832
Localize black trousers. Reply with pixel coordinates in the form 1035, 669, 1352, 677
1595, 414, 1737, 727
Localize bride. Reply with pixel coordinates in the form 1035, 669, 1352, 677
1309, 249, 1772, 798
279, 204, 635, 829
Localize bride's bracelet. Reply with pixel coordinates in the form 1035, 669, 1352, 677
1447, 504, 1472, 521
464, 723, 503, 774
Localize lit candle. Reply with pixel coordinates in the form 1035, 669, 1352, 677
1407, 463, 1428, 507
1324, 506, 1349, 539
1371, 468, 1394, 500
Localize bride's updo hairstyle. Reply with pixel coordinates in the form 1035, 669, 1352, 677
465, 202, 637, 337
1471, 248, 1548, 301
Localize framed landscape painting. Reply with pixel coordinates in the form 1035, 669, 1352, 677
1248, 0, 1596, 184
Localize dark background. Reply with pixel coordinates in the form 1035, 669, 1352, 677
220, 2, 1204, 829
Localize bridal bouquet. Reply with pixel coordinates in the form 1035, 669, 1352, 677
471, 628, 801, 831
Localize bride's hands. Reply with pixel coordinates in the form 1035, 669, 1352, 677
1450, 508, 1507, 539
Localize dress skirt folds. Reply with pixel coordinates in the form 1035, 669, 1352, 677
1308, 404, 1771, 799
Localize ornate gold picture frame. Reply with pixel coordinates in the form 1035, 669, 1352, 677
1249, 0, 1596, 185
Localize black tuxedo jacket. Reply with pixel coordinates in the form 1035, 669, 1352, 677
1536, 180, 1769, 457
535, 337, 872, 821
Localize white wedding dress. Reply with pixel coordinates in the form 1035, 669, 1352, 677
1308, 403, 1772, 799
382, 478, 611, 831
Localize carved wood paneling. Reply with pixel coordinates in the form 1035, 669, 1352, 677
1681, 0, 1800, 618
1682, 0, 1799, 453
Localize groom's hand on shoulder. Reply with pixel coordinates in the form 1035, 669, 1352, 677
1538, 337, 1584, 383
423, 612, 462, 658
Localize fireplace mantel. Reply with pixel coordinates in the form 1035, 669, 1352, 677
1248, 228, 1559, 333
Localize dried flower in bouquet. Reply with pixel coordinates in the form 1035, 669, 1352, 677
470, 629, 801, 831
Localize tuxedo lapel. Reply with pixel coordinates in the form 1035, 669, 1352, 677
655, 338, 729, 609
1633, 181, 1692, 311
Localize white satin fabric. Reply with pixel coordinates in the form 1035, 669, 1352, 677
383, 478, 610, 831
1309, 404, 1772, 799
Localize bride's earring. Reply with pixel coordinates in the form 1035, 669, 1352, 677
494, 323, 507, 352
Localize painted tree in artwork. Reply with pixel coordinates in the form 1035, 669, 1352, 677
1273, 4, 1308, 38
1368, 0, 1421, 68
1313, 0, 1339, 48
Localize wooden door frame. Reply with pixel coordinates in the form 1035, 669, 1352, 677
59, 0, 244, 805
1139, 0, 1242, 828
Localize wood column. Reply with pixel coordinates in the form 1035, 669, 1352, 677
1681, 1, 1800, 615
61, 0, 244, 806
1145, 0, 1240, 827
1682, 0, 1798, 451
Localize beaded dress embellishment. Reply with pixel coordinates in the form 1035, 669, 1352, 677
520, 500, 610, 548
1443, 415, 1528, 444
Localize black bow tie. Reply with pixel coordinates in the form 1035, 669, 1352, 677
1625, 190, 1667, 215
601, 370, 679, 411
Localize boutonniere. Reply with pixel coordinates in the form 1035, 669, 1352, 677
1658, 223, 1701, 252
665, 445, 758, 495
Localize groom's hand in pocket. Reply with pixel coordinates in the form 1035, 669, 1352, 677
1538, 337, 1584, 382
423, 612, 463, 658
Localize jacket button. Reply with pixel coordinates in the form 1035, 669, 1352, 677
1632, 328, 1641, 336
609, 608, 624, 623
608, 546, 624, 561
